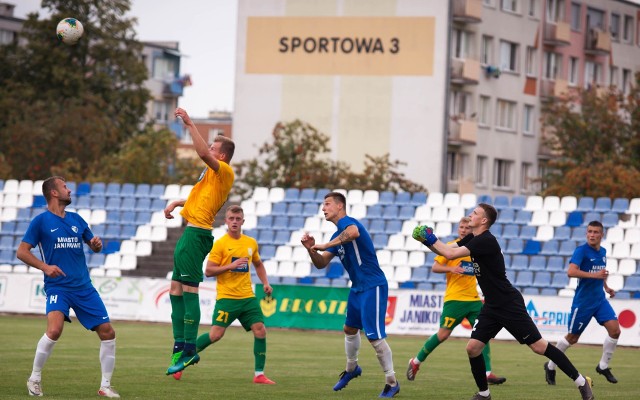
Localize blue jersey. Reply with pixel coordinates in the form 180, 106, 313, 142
570, 243, 607, 307
22, 210, 94, 291
326, 216, 387, 292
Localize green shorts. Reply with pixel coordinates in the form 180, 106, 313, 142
171, 226, 214, 283
440, 300, 483, 330
212, 297, 264, 331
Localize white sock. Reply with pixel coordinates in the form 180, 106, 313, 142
345, 333, 360, 372
599, 336, 618, 369
478, 389, 490, 397
371, 339, 396, 385
486, 370, 492, 376
548, 337, 571, 370
30, 334, 57, 382
574, 374, 586, 387
100, 339, 116, 387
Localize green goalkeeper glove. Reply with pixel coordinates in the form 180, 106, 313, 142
412, 225, 438, 246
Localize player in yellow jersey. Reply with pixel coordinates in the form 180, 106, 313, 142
195, 205, 276, 384
406, 217, 506, 385
164, 107, 235, 378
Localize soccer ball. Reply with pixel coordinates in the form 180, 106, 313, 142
56, 18, 84, 45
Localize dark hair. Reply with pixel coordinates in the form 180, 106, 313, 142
587, 220, 604, 231
226, 205, 244, 216
42, 176, 65, 201
324, 191, 347, 207
478, 203, 497, 227
215, 136, 235, 161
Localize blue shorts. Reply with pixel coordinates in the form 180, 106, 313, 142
45, 286, 110, 331
568, 300, 617, 335
344, 285, 388, 340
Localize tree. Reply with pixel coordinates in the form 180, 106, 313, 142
540, 74, 640, 198
233, 120, 426, 199
0, 0, 150, 180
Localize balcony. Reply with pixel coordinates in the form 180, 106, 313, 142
543, 21, 571, 46
540, 79, 568, 101
163, 80, 184, 97
449, 117, 477, 145
452, 0, 482, 23
450, 58, 480, 85
585, 28, 611, 55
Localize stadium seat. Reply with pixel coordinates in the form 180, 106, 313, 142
361, 190, 379, 206
162, 184, 180, 200
313, 188, 330, 202
149, 184, 165, 199
534, 226, 554, 241
625, 228, 640, 243
121, 183, 136, 197
559, 196, 577, 212
431, 206, 448, 222
502, 224, 520, 239
565, 211, 583, 227
426, 192, 444, 207
382, 205, 399, 220
540, 287, 558, 296
414, 205, 431, 221
372, 234, 389, 249
529, 256, 547, 271
398, 205, 416, 220
554, 226, 572, 241
271, 202, 287, 216
283, 188, 300, 203
612, 243, 630, 259
410, 192, 428, 206
546, 256, 565, 272
493, 195, 509, 210
558, 240, 576, 256
530, 210, 549, 226
539, 240, 559, 256
442, 193, 460, 208
178, 185, 194, 199
543, 196, 560, 211
366, 204, 384, 219
514, 210, 532, 225
505, 239, 524, 254
548, 210, 566, 227
346, 189, 363, 205
611, 198, 629, 214
522, 240, 541, 255
510, 195, 526, 210
260, 245, 276, 260
135, 240, 153, 257
273, 230, 291, 246
617, 259, 637, 276
410, 267, 429, 282
385, 220, 403, 234
505, 269, 516, 282
524, 196, 543, 211
378, 191, 395, 206
522, 287, 539, 295
460, 193, 477, 209
2, 179, 18, 193
576, 197, 595, 212
622, 275, 640, 292
514, 271, 534, 287
297, 188, 315, 203
91, 182, 106, 197
602, 212, 619, 228
519, 225, 537, 240
532, 271, 552, 287
594, 197, 612, 213
510, 254, 529, 271
395, 192, 412, 206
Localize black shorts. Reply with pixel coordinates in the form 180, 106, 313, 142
471, 299, 542, 345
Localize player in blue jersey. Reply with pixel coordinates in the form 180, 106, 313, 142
545, 220, 620, 385
16, 176, 120, 398
301, 191, 399, 398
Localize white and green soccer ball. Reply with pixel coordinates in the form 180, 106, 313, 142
56, 17, 84, 45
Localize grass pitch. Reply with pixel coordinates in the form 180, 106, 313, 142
2, 314, 639, 399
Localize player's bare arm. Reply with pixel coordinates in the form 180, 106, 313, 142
432, 260, 464, 274
16, 242, 66, 278
175, 107, 221, 172
301, 232, 333, 268
88, 236, 103, 253
164, 199, 185, 219
313, 225, 359, 251
254, 260, 273, 295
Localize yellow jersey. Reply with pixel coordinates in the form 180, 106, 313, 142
434, 239, 481, 302
208, 233, 260, 300
180, 161, 234, 229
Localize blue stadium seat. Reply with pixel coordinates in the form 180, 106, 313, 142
558, 240, 576, 256
271, 202, 287, 216
477, 194, 492, 204
14, 222, 28, 237
611, 198, 629, 214
283, 188, 300, 202
510, 195, 527, 210
399, 281, 416, 289
571, 227, 585, 241
539, 240, 560, 256
314, 188, 330, 202
532, 271, 552, 287
514, 210, 533, 224
503, 254, 512, 268
398, 205, 416, 220
511, 254, 529, 270
514, 270, 534, 287
105, 211, 121, 225
427, 271, 446, 284
382, 205, 399, 220
244, 229, 258, 239
120, 225, 137, 239
433, 282, 447, 292
91, 182, 106, 197
581, 212, 602, 226
281, 276, 298, 285
258, 230, 275, 245
497, 209, 515, 224
89, 197, 105, 209
260, 245, 276, 259
302, 203, 319, 216
121, 183, 135, 197
135, 211, 152, 225
32, 195, 47, 208
546, 256, 566, 272
91, 224, 106, 237
602, 212, 619, 228
576, 197, 594, 212
149, 184, 165, 199
120, 197, 136, 211
272, 216, 289, 230
493, 195, 510, 210
0, 236, 14, 250
554, 226, 571, 241
378, 191, 395, 205
505, 239, 524, 254
416, 282, 433, 291
367, 205, 384, 219
519, 225, 537, 240
529, 256, 547, 271
372, 234, 389, 249
522, 240, 541, 255
522, 287, 539, 295
120, 211, 136, 225
565, 211, 583, 227
410, 267, 429, 282
273, 230, 290, 246
105, 197, 121, 211
104, 224, 121, 240
0, 250, 15, 264
314, 277, 331, 286
540, 287, 558, 296
0, 179, 4, 191
501, 224, 520, 239
135, 183, 151, 198
135, 198, 152, 212
615, 291, 631, 299
506, 269, 516, 282
594, 197, 612, 213
16, 208, 31, 222
287, 202, 303, 216
385, 220, 403, 234
410, 192, 427, 206
103, 240, 121, 254
151, 198, 167, 211
623, 275, 640, 292
106, 183, 121, 197
0, 222, 16, 235
491, 223, 503, 237
76, 182, 91, 196
289, 217, 305, 230
257, 216, 273, 229
88, 253, 105, 268
297, 276, 314, 285
395, 192, 411, 206
550, 272, 569, 288
299, 188, 316, 203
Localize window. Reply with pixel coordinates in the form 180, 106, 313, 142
450, 91, 472, 118
610, 13, 620, 41
0, 29, 14, 45
584, 61, 602, 88
479, 96, 491, 126
493, 159, 514, 189
586, 8, 604, 30
496, 99, 517, 131
568, 57, 579, 86
570, 3, 581, 31
499, 40, 519, 72
622, 69, 632, 95
476, 156, 488, 186
208, 129, 224, 143
501, 0, 518, 13
152, 56, 178, 80
180, 129, 193, 144
623, 15, 634, 43
153, 101, 172, 122
447, 152, 468, 182
609, 66, 618, 88
543, 52, 562, 80
481, 35, 493, 65
523, 105, 535, 135
452, 29, 474, 59
483, 0, 495, 6
546, 0, 565, 22
521, 163, 533, 192
528, 0, 538, 18
525, 47, 537, 76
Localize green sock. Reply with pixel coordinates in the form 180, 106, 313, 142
182, 292, 201, 348
170, 294, 185, 343
196, 332, 213, 353
254, 337, 266, 372
482, 343, 492, 372
417, 334, 442, 362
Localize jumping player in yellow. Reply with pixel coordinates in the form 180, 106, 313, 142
407, 217, 506, 385
194, 205, 276, 384
164, 107, 235, 378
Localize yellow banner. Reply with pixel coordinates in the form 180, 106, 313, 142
246, 17, 435, 76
